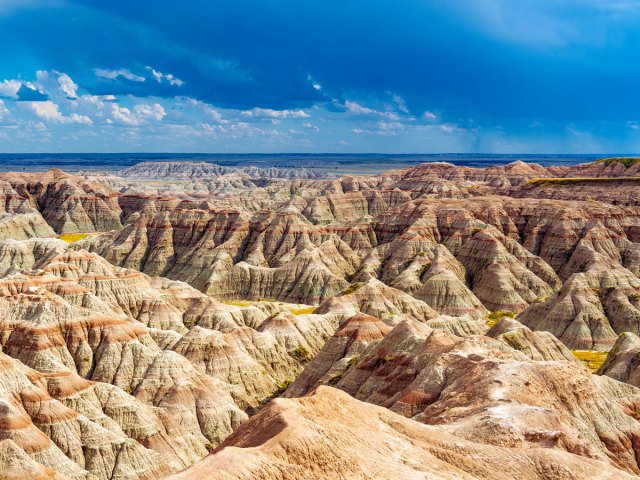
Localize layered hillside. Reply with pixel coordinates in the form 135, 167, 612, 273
2, 159, 640, 478
166, 386, 637, 480
0, 239, 345, 478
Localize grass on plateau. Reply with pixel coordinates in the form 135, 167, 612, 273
527, 177, 640, 186
485, 311, 516, 328
571, 350, 608, 373
223, 300, 317, 315
595, 157, 640, 168
288, 306, 317, 315
58, 233, 91, 243
222, 300, 255, 307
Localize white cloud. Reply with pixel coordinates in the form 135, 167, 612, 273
306, 74, 323, 91
94, 68, 145, 82
29, 100, 64, 122
0, 79, 22, 99
111, 102, 166, 126
242, 107, 310, 118
351, 121, 404, 136
135, 103, 166, 121
439, 124, 456, 133
423, 111, 437, 120
392, 94, 409, 114
57, 72, 78, 98
344, 100, 400, 120
183, 98, 227, 123
68, 113, 93, 125
345, 100, 376, 115
111, 105, 137, 125
0, 99, 9, 120
28, 100, 92, 124
145, 66, 185, 86
35, 70, 79, 99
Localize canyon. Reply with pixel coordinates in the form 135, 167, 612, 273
1, 158, 640, 479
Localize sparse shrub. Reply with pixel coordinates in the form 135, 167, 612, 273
341, 282, 362, 296
527, 176, 640, 187
327, 372, 343, 386
485, 311, 516, 328
595, 157, 640, 168
289, 345, 312, 363
347, 355, 360, 366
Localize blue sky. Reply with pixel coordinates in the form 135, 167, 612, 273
1, 0, 640, 153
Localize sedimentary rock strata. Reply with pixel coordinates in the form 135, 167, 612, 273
166, 386, 637, 480
2, 158, 640, 478
284, 315, 640, 474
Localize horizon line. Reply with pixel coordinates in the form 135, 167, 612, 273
0, 152, 638, 157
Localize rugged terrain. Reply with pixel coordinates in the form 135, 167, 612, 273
1, 158, 640, 479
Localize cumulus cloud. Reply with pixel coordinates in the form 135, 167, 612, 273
423, 111, 437, 120
242, 107, 310, 118
0, 79, 21, 99
94, 68, 145, 82
146, 66, 184, 86
35, 70, 79, 99
28, 100, 92, 124
111, 103, 166, 126
57, 72, 78, 98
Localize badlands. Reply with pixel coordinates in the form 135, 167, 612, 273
1, 158, 640, 479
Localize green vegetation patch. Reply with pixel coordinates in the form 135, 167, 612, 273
595, 157, 640, 168
288, 345, 312, 363
527, 177, 640, 186
485, 311, 516, 328
571, 350, 608, 373
340, 282, 363, 296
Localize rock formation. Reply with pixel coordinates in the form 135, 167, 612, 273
166, 386, 637, 480
285, 314, 640, 474
598, 332, 640, 387
1, 159, 640, 478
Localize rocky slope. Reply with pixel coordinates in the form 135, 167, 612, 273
2, 159, 640, 478
598, 332, 640, 387
0, 169, 122, 233
284, 315, 640, 474
0, 238, 344, 478
166, 386, 636, 480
